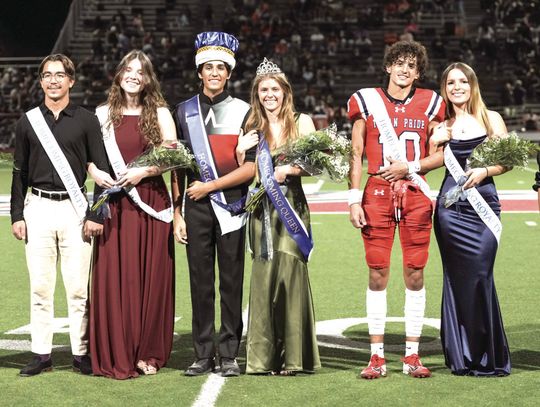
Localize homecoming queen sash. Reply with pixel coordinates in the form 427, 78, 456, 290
359, 88, 431, 197
443, 145, 502, 244
257, 137, 313, 261
26, 107, 88, 221
184, 95, 246, 235
95, 105, 173, 223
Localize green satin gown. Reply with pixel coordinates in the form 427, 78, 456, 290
246, 175, 321, 374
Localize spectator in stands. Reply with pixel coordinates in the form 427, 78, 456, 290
11, 53, 113, 377
513, 79, 527, 106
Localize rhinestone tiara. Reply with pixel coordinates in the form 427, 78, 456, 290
256, 57, 282, 76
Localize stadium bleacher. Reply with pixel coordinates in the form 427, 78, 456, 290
1, 0, 539, 150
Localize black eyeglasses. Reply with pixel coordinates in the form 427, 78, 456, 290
40, 72, 69, 82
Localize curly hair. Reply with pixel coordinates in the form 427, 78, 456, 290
382, 40, 428, 81
103, 50, 168, 146
440, 62, 493, 136
244, 72, 298, 147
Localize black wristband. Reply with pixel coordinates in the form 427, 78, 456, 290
533, 171, 540, 192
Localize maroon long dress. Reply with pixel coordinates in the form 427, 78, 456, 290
90, 115, 175, 379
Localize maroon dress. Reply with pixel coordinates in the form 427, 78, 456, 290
90, 115, 175, 379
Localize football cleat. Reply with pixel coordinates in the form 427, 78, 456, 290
401, 354, 432, 378
359, 354, 387, 379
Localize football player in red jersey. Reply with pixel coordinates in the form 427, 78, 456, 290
347, 41, 445, 379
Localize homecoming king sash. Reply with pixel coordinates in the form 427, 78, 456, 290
26, 107, 88, 221
443, 144, 502, 244
359, 88, 431, 197
95, 105, 173, 223
257, 137, 313, 261
184, 95, 246, 235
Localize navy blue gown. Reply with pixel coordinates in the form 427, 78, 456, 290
434, 135, 511, 376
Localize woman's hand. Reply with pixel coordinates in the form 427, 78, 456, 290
87, 163, 115, 188
463, 167, 489, 190
236, 129, 259, 165
116, 167, 149, 188
274, 165, 291, 183
431, 122, 452, 146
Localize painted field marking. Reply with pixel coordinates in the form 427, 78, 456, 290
525, 221, 537, 226
316, 317, 441, 352
191, 307, 249, 407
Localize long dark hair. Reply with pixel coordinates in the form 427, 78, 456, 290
104, 50, 167, 145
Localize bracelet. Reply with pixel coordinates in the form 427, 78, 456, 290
485, 167, 489, 177
407, 160, 421, 174
348, 188, 362, 206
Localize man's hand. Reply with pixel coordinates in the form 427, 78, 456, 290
186, 180, 213, 201
377, 157, 408, 182
431, 122, 452, 146
83, 220, 104, 242
12, 220, 26, 240
173, 213, 188, 244
349, 204, 367, 229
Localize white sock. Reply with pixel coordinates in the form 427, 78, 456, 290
405, 341, 419, 357
366, 288, 387, 336
404, 287, 426, 338
371, 342, 385, 358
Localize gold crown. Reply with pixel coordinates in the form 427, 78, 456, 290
256, 57, 282, 76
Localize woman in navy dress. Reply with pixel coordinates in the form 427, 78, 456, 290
429, 62, 511, 376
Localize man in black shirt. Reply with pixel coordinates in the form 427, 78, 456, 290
10, 54, 112, 377
172, 32, 254, 377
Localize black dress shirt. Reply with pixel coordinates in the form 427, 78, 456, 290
10, 102, 109, 223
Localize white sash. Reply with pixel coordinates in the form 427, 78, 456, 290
95, 105, 173, 223
443, 145, 502, 244
360, 88, 431, 197
26, 107, 88, 221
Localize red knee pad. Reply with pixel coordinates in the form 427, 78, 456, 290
362, 226, 395, 269
400, 226, 431, 269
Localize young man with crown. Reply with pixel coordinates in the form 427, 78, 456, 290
346, 40, 445, 379
171, 31, 254, 377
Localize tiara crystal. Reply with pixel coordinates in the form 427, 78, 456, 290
256, 57, 282, 76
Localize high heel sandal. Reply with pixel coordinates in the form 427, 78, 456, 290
137, 360, 157, 375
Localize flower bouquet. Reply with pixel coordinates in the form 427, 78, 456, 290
245, 123, 351, 212
91, 140, 197, 217
444, 132, 539, 207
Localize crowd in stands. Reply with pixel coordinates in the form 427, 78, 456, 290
1, 0, 540, 144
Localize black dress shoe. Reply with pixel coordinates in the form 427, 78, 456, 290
184, 358, 215, 376
220, 358, 240, 377
73, 355, 93, 375
19, 356, 53, 377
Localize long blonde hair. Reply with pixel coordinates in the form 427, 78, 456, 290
440, 62, 493, 136
105, 50, 167, 145
244, 72, 298, 147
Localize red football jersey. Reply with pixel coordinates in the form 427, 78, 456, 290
347, 87, 445, 174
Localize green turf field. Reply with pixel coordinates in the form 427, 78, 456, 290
0, 160, 538, 194
1, 208, 539, 406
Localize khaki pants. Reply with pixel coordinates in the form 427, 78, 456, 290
23, 193, 92, 355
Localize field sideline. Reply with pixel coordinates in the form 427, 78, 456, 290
0, 165, 539, 406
